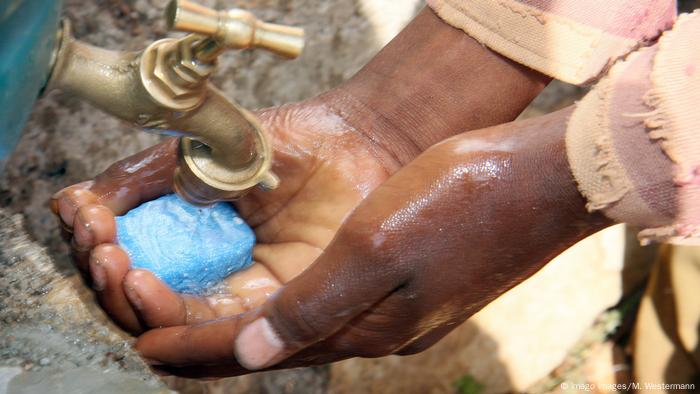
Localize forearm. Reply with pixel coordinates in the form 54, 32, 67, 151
321, 7, 550, 168
347, 107, 612, 312
448, 108, 611, 297
221, 108, 613, 374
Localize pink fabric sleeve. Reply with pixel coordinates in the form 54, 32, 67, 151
566, 12, 700, 245
427, 0, 677, 85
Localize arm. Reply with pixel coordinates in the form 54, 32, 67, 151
134, 106, 612, 375
138, 12, 700, 374
325, 7, 550, 168
51, 6, 549, 334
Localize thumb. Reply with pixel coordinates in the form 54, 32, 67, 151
234, 224, 405, 370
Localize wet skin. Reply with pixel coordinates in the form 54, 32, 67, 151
134, 107, 612, 377
54, 106, 613, 377
50, 8, 553, 374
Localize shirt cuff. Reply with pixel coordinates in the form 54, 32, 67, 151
566, 12, 700, 245
427, 0, 677, 85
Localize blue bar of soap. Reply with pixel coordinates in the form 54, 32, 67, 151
115, 194, 255, 294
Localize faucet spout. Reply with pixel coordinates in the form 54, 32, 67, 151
46, 23, 161, 125
46, 20, 282, 204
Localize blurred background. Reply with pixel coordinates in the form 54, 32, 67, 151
0, 1, 698, 393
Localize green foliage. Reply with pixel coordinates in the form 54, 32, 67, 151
454, 374, 485, 394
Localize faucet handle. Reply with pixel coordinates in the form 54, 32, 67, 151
165, 0, 305, 59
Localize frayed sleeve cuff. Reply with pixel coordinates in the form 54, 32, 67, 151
427, 0, 676, 85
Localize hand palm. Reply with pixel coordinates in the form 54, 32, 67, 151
248, 103, 388, 259
217, 101, 391, 312
53, 98, 392, 332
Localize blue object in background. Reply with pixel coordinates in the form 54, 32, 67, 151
116, 194, 256, 294
0, 0, 63, 163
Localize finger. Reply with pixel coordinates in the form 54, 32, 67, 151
151, 364, 248, 379
122, 269, 217, 328
205, 262, 285, 319
71, 204, 116, 272
136, 320, 349, 374
394, 325, 455, 356
150, 347, 342, 378
136, 318, 242, 366
51, 139, 178, 226
89, 138, 178, 215
90, 244, 143, 334
135, 317, 340, 369
73, 204, 116, 251
232, 224, 408, 370
53, 184, 98, 230
118, 262, 282, 330
206, 294, 246, 317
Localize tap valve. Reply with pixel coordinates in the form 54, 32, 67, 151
150, 0, 304, 204
165, 0, 304, 61
47, 0, 302, 205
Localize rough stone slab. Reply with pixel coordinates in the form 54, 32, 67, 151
7, 367, 173, 394
0, 367, 23, 394
0, 208, 167, 391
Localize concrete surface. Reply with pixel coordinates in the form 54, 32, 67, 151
0, 209, 168, 392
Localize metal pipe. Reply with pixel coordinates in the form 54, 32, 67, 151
46, 21, 277, 204
46, 24, 161, 124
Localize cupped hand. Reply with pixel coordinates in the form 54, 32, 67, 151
132, 108, 612, 378
51, 96, 396, 334
51, 2, 551, 358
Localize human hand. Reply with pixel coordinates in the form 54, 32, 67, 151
51, 96, 395, 334
51, 5, 549, 370
133, 108, 612, 377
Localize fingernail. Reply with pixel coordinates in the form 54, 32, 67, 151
58, 189, 97, 226
58, 197, 77, 227
73, 215, 94, 249
124, 284, 144, 311
234, 318, 284, 370
89, 260, 106, 291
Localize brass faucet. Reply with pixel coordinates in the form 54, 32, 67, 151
45, 0, 304, 204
